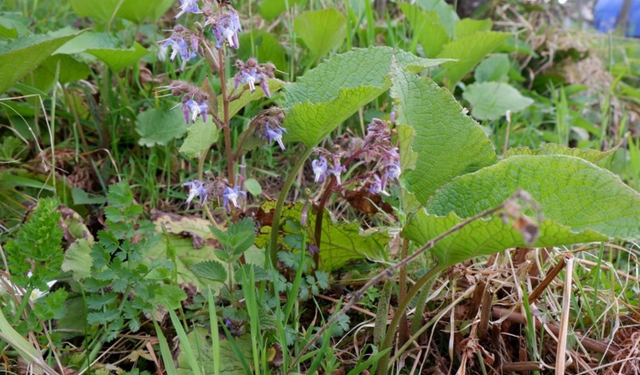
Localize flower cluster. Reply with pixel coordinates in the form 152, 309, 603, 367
208, 8, 242, 50
158, 81, 209, 124
234, 58, 276, 98
250, 107, 287, 150
182, 177, 247, 212
309, 118, 401, 196
161, 25, 202, 71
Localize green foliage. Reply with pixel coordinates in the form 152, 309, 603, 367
398, 3, 450, 57
283, 46, 450, 147
4, 198, 63, 291
463, 82, 534, 120
176, 328, 253, 375
238, 30, 287, 74
70, 0, 175, 23
72, 181, 186, 338
294, 8, 347, 60
0, 29, 83, 94
179, 118, 220, 159
474, 54, 510, 82
391, 60, 497, 205
136, 107, 188, 147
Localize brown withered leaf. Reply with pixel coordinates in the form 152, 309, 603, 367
343, 189, 393, 216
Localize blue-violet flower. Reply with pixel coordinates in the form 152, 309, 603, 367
264, 122, 287, 150
329, 162, 347, 186
184, 179, 208, 205
183, 98, 208, 124
163, 36, 196, 70
223, 186, 246, 211
175, 0, 201, 19
312, 156, 328, 183
212, 11, 241, 49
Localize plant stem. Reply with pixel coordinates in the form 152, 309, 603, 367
217, 48, 235, 186
269, 145, 314, 267
376, 263, 446, 375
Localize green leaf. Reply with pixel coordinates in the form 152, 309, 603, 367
176, 328, 253, 375
436, 31, 510, 89
294, 8, 347, 60
0, 14, 30, 38
453, 19, 492, 39
404, 155, 640, 266
62, 238, 94, 280
106, 181, 134, 208
86, 42, 148, 72
86, 292, 119, 309
238, 30, 287, 75
390, 60, 497, 205
0, 29, 83, 95
504, 144, 616, 164
463, 82, 534, 120
474, 54, 510, 82
244, 178, 262, 196
283, 47, 451, 147
255, 202, 390, 271
398, 3, 450, 57
136, 107, 188, 147
190, 260, 228, 282
179, 118, 219, 159
55, 32, 119, 54
72, 188, 107, 205
257, 0, 307, 21
71, 0, 175, 23
221, 79, 284, 118
414, 0, 459, 35
26, 54, 91, 92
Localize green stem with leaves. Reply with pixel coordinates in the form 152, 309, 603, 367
268, 146, 314, 267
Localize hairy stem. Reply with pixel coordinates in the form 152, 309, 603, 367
269, 146, 314, 267
217, 48, 234, 186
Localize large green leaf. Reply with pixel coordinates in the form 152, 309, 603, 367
390, 60, 497, 205
258, 0, 307, 21
454, 19, 492, 39
71, 0, 175, 23
404, 155, 640, 266
463, 82, 534, 120
221, 79, 284, 118
26, 54, 91, 92
474, 54, 510, 82
294, 8, 347, 60
436, 31, 510, 89
414, 0, 459, 36
398, 3, 450, 57
283, 47, 451, 147
0, 30, 83, 95
255, 202, 389, 271
136, 107, 188, 147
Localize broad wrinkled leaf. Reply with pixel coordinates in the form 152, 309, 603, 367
136, 107, 188, 147
294, 8, 347, 60
283, 47, 452, 147
504, 144, 616, 164
390, 60, 497, 205
436, 31, 510, 88
0, 29, 83, 95
255, 202, 389, 271
463, 82, 534, 120
177, 328, 253, 375
474, 54, 510, 82
404, 155, 640, 266
179, 118, 220, 159
398, 3, 450, 57
71, 0, 175, 23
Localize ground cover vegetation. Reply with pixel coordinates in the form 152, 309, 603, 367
0, 0, 640, 374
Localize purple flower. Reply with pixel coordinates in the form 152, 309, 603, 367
163, 36, 196, 70
234, 68, 271, 98
213, 11, 241, 50
385, 161, 401, 181
369, 175, 389, 196
328, 162, 347, 186
183, 99, 208, 124
184, 180, 207, 205
264, 122, 287, 150
175, 0, 201, 19
307, 244, 319, 256
312, 156, 328, 183
223, 186, 246, 211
